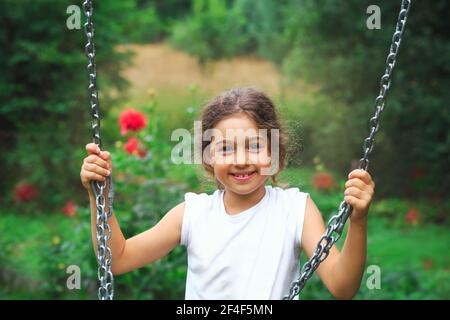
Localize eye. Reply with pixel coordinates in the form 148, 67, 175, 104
249, 143, 262, 152
221, 145, 234, 153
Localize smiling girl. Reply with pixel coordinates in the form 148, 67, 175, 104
80, 87, 375, 299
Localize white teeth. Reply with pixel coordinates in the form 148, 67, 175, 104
232, 172, 254, 178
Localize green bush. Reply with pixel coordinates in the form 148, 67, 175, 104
170, 0, 300, 64
281, 0, 450, 198
169, 0, 449, 199
0, 0, 130, 212
100, 97, 200, 299
0, 97, 202, 299
282, 93, 357, 175
170, 0, 249, 63
2, 195, 449, 299
114, 3, 165, 43
299, 264, 450, 300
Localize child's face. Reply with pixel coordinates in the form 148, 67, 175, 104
209, 112, 272, 194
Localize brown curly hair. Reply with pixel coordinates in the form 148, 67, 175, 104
198, 87, 289, 190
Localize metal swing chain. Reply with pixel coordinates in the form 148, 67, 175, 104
284, 0, 412, 300
82, 0, 114, 300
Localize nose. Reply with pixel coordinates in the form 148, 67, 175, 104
233, 145, 250, 166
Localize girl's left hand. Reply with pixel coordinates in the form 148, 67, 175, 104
344, 169, 375, 223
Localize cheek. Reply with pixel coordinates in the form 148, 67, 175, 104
214, 164, 229, 177
249, 148, 271, 167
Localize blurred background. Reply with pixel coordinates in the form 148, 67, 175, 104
0, 0, 448, 299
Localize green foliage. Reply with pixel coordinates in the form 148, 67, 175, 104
282, 93, 357, 175
103, 98, 199, 299
281, 0, 450, 198
141, 0, 192, 26
0, 0, 130, 211
111, 2, 166, 43
0, 97, 202, 299
170, 0, 300, 64
169, 0, 449, 198
1, 168, 449, 299
0, 212, 97, 299
170, 0, 249, 63
1, 0, 448, 300
245, 0, 309, 64
300, 263, 450, 300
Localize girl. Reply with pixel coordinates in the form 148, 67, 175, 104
80, 87, 375, 300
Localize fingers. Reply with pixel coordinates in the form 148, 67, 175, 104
80, 163, 110, 184
347, 170, 376, 204
345, 170, 375, 220
81, 169, 107, 182
83, 163, 111, 178
344, 186, 371, 201
345, 170, 375, 216
348, 169, 375, 188
345, 178, 374, 195
99, 150, 111, 162
84, 154, 110, 169
81, 144, 112, 190
86, 143, 100, 155
344, 195, 367, 209
85, 143, 112, 165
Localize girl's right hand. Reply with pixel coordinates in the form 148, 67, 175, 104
80, 143, 112, 192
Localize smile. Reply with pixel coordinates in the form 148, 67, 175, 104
229, 171, 257, 183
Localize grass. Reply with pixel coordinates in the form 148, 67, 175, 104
3, 44, 448, 299
1, 167, 449, 299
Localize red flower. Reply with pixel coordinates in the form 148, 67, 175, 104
119, 109, 147, 136
124, 137, 146, 158
63, 200, 77, 217
405, 208, 420, 225
312, 172, 335, 191
13, 183, 39, 202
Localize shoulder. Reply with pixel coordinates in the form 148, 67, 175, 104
268, 185, 309, 203
180, 189, 220, 246
182, 189, 220, 220
184, 190, 215, 202
266, 185, 310, 220
163, 189, 217, 226
184, 189, 218, 210
267, 185, 310, 247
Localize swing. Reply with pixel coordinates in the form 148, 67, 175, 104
82, 0, 413, 300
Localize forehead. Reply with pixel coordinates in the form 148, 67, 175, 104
213, 112, 259, 135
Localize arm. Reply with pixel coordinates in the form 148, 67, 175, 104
82, 143, 185, 276
301, 169, 375, 299
88, 189, 185, 275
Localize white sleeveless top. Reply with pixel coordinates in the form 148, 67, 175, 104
180, 185, 309, 300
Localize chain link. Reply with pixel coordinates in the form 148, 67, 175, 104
82, 0, 114, 300
81, 0, 411, 301
284, 0, 412, 300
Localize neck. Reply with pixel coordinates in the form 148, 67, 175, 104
223, 185, 267, 215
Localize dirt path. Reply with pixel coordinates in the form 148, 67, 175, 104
119, 43, 283, 97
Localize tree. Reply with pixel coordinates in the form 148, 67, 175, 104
0, 0, 130, 210
282, 0, 449, 197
